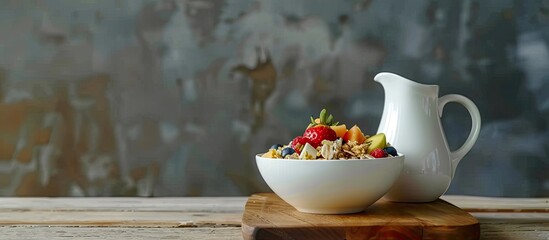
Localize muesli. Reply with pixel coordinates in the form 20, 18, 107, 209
261, 109, 399, 160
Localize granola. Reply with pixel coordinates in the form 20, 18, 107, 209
261, 109, 399, 160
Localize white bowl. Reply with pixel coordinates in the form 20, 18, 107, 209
256, 155, 404, 214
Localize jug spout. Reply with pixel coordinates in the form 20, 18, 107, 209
374, 72, 410, 86
374, 72, 438, 94
374, 72, 402, 85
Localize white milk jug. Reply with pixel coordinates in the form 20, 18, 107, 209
375, 72, 481, 202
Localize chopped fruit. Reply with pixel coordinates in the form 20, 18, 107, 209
281, 147, 295, 158
343, 125, 366, 144
299, 143, 318, 160
330, 124, 347, 138
370, 148, 387, 158
262, 107, 396, 160
270, 144, 283, 150
261, 149, 277, 158
366, 133, 387, 153
384, 146, 398, 156
291, 136, 309, 154
303, 125, 337, 148
303, 109, 338, 148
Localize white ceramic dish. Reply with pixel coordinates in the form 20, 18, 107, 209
256, 154, 404, 214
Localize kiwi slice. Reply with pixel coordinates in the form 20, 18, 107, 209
366, 133, 387, 154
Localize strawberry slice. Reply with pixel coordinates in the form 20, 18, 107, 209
370, 148, 388, 158
291, 136, 310, 154
303, 125, 337, 148
302, 109, 339, 148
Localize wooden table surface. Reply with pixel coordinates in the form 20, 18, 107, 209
0, 195, 546, 239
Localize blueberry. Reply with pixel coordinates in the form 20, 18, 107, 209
384, 146, 398, 156
281, 148, 295, 158
270, 144, 283, 150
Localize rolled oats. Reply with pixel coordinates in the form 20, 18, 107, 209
260, 108, 398, 160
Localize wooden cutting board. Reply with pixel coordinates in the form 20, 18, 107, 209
242, 193, 479, 240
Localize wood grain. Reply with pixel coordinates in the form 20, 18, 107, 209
442, 195, 549, 212
242, 193, 480, 240
0, 226, 243, 240
0, 197, 246, 212
0, 196, 545, 239
0, 197, 245, 228
0, 211, 242, 227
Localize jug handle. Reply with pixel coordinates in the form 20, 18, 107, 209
438, 94, 481, 176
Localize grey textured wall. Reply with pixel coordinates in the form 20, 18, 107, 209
0, 0, 547, 197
